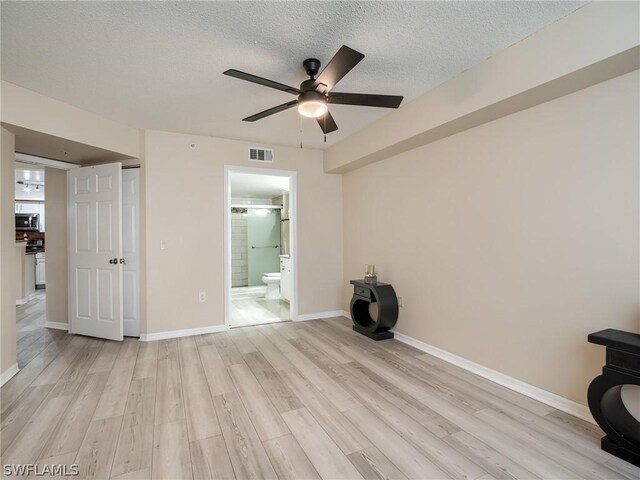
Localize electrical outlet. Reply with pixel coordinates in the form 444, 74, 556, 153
398, 296, 404, 308
199, 291, 206, 303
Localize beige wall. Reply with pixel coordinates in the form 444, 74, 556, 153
44, 167, 68, 326
325, 1, 640, 173
1, 80, 140, 159
144, 130, 342, 334
1, 127, 17, 374
342, 71, 640, 406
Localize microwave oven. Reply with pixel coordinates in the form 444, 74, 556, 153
15, 213, 39, 231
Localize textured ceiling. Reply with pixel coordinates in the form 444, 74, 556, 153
1, 1, 585, 150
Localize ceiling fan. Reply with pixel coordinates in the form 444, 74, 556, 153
223, 45, 403, 135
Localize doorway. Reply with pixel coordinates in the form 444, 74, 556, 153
14, 156, 140, 345
224, 166, 297, 328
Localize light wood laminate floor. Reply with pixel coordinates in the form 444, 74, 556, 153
2, 314, 638, 480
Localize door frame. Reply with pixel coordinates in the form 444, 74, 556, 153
223, 165, 298, 329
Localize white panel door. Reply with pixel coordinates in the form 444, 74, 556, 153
68, 163, 123, 340
121, 168, 140, 337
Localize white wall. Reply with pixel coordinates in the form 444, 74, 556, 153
342, 71, 640, 406
144, 130, 343, 334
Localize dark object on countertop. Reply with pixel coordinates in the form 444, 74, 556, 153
349, 280, 398, 341
587, 328, 640, 467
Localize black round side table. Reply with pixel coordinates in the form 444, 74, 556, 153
349, 279, 399, 341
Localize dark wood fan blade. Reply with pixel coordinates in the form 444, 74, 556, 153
317, 110, 338, 134
243, 100, 299, 122
327, 92, 403, 109
224, 69, 301, 95
312, 46, 364, 93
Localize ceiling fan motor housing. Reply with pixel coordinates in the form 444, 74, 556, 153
303, 58, 321, 78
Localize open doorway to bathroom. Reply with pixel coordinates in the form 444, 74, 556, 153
224, 166, 296, 328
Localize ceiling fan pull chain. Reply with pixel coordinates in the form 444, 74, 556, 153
299, 115, 303, 149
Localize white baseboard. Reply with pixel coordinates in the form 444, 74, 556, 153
140, 325, 226, 342
1, 363, 19, 386
295, 310, 345, 322
393, 331, 595, 425
46, 321, 69, 331
342, 310, 351, 319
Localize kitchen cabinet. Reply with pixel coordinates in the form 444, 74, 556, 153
35, 253, 46, 286
280, 256, 292, 303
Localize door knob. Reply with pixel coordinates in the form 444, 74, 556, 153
119, 258, 126, 265
109, 258, 118, 264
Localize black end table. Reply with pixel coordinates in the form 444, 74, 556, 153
587, 329, 640, 467
349, 280, 398, 341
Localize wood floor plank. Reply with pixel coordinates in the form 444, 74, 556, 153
30, 335, 89, 388
418, 390, 580, 479
152, 420, 193, 480
181, 362, 222, 441
243, 351, 303, 413
263, 433, 321, 480
26, 452, 78, 480
228, 327, 257, 355
198, 344, 236, 395
190, 435, 236, 480
154, 340, 185, 424
111, 468, 151, 480
340, 344, 436, 402
279, 367, 372, 455
604, 457, 640, 480
443, 430, 539, 480
474, 408, 626, 479
213, 332, 245, 367
133, 341, 159, 380
213, 391, 278, 480
40, 371, 110, 459
0, 333, 72, 414
92, 340, 139, 420
244, 328, 294, 370
0, 393, 72, 466
111, 377, 156, 478
288, 337, 352, 383
73, 415, 123, 479
296, 328, 353, 364
49, 338, 104, 398
88, 340, 122, 374
280, 341, 360, 413
0, 383, 54, 454
178, 336, 201, 367
347, 446, 409, 480
343, 360, 459, 438
281, 408, 364, 480
228, 362, 289, 441
416, 353, 554, 417
345, 406, 450, 480
342, 371, 485, 479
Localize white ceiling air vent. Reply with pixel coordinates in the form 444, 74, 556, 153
248, 147, 274, 163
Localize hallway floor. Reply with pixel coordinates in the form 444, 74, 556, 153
15, 290, 65, 370
230, 286, 290, 328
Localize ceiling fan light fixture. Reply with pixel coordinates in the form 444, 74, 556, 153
297, 91, 327, 118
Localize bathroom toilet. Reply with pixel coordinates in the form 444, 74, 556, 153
262, 272, 281, 299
